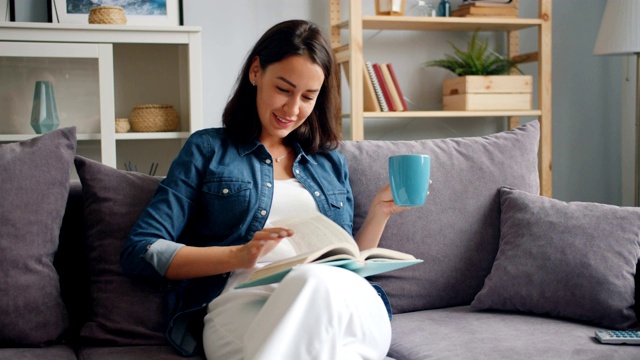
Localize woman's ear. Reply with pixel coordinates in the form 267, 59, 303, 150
249, 56, 261, 85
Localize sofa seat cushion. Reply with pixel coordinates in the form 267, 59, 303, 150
0, 127, 76, 345
76, 345, 206, 360
0, 345, 76, 360
389, 306, 639, 360
339, 121, 540, 313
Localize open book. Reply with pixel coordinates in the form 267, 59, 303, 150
235, 212, 422, 289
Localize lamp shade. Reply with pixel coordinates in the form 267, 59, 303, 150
593, 0, 640, 55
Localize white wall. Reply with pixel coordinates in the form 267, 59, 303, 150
184, 0, 626, 205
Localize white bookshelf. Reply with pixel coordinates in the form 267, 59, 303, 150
0, 22, 203, 175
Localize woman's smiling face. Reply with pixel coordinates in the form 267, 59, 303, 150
250, 54, 325, 144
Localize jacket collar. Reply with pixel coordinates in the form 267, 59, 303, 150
237, 139, 317, 165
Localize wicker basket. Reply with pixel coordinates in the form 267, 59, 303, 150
115, 118, 130, 133
129, 104, 180, 132
88, 6, 127, 25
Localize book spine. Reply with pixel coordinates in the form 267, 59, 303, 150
382, 64, 407, 111
386, 63, 408, 111
452, 6, 517, 16
380, 64, 403, 112
365, 61, 388, 112
372, 63, 396, 112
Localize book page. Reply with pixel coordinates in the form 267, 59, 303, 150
270, 212, 358, 255
360, 247, 417, 261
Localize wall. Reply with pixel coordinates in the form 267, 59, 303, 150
183, 0, 626, 205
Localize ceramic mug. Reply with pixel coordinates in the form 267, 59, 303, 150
388, 154, 430, 207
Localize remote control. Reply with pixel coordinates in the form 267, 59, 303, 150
595, 330, 640, 345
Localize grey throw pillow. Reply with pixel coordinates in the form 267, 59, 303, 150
471, 187, 640, 329
0, 127, 76, 345
339, 121, 540, 313
74, 156, 167, 345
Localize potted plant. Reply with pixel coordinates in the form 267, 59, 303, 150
425, 30, 532, 111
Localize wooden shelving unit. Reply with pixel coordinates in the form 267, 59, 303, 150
329, 0, 552, 197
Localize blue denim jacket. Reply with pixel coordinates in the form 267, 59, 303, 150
120, 128, 354, 356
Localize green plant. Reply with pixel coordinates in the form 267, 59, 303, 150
425, 30, 523, 76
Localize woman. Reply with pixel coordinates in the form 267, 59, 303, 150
121, 19, 408, 359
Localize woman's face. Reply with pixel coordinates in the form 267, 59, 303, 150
250, 54, 325, 144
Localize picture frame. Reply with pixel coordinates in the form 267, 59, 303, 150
51, 0, 182, 26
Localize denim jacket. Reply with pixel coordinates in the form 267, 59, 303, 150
120, 128, 354, 356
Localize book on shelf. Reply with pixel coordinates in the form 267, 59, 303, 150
365, 61, 389, 112
385, 63, 409, 111
340, 58, 381, 112
362, 63, 382, 112
452, 6, 518, 17
459, 0, 515, 8
380, 63, 407, 112
372, 63, 397, 111
460, 0, 516, 7
235, 212, 422, 289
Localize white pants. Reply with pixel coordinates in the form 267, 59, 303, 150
203, 264, 392, 360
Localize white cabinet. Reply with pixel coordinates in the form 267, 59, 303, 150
0, 22, 203, 176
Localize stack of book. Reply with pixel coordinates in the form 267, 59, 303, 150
452, 1, 518, 18
363, 61, 408, 112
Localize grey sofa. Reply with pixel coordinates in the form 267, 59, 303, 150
1, 122, 639, 359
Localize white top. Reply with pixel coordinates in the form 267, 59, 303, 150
220, 178, 318, 293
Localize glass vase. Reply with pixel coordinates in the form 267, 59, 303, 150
30, 81, 60, 134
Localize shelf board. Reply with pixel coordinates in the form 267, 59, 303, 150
116, 131, 191, 140
0, 132, 190, 142
340, 110, 542, 118
336, 16, 542, 32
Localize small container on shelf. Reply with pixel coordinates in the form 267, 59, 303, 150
88, 6, 127, 25
129, 104, 180, 132
375, 0, 406, 16
115, 118, 130, 133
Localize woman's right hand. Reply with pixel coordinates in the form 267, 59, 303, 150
234, 227, 293, 269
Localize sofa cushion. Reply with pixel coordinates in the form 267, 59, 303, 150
0, 345, 77, 360
339, 121, 540, 313
389, 306, 640, 360
74, 156, 166, 345
471, 187, 640, 330
77, 345, 206, 360
0, 127, 76, 345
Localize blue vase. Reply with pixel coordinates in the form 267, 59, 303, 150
30, 81, 60, 134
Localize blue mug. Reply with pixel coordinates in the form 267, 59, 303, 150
388, 155, 430, 207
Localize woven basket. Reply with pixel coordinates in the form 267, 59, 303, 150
115, 118, 130, 133
129, 104, 180, 132
88, 6, 127, 25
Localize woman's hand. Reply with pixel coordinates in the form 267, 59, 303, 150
371, 180, 432, 217
234, 227, 294, 269
355, 180, 431, 250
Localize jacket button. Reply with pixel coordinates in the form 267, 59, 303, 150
314, 191, 320, 196
222, 188, 229, 194
295, 169, 300, 174
266, 182, 272, 188
266, 159, 272, 164
260, 210, 267, 216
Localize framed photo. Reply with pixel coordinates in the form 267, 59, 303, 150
51, 0, 182, 26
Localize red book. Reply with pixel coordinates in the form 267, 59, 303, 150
372, 63, 396, 111
386, 63, 409, 111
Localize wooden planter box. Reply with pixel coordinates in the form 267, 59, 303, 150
442, 75, 533, 111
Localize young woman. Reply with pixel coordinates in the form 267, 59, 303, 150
121, 19, 410, 359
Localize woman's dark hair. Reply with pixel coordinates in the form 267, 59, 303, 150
222, 19, 341, 153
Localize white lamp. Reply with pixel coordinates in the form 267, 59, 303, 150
594, 0, 640, 205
